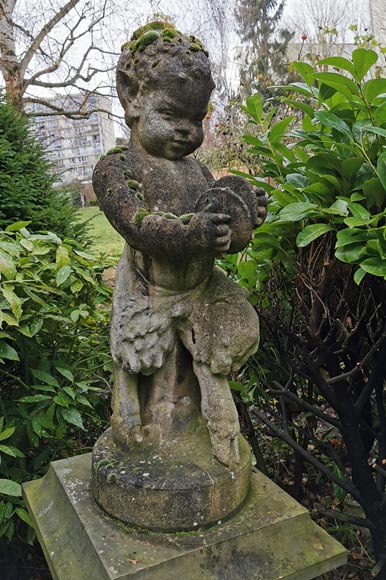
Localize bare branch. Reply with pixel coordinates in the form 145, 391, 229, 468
251, 407, 361, 501
19, 0, 81, 76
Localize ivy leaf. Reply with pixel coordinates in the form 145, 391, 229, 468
297, 224, 333, 248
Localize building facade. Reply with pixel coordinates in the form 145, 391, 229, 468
28, 94, 116, 186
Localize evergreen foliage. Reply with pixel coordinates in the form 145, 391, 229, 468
0, 99, 87, 241
235, 0, 293, 98
225, 47, 386, 575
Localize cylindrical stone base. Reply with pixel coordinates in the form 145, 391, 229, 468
92, 427, 251, 532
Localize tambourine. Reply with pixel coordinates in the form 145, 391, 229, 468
194, 187, 254, 253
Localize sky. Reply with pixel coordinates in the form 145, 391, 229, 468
4, 0, 374, 134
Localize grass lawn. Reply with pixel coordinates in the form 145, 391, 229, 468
78, 207, 124, 257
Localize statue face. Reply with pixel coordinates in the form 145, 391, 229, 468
135, 78, 210, 160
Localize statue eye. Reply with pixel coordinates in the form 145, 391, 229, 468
161, 111, 174, 120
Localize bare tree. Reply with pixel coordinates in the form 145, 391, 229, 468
0, 0, 134, 118
283, 0, 370, 59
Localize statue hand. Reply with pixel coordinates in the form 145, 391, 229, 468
188, 210, 231, 257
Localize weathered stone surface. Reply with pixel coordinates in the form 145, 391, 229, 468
92, 428, 251, 531
92, 22, 267, 481
23, 453, 347, 580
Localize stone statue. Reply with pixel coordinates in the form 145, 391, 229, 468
91, 21, 267, 531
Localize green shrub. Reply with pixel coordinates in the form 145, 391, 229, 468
228, 47, 386, 572
0, 222, 112, 541
0, 98, 88, 241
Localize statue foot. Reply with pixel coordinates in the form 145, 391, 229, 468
211, 433, 240, 468
112, 420, 143, 449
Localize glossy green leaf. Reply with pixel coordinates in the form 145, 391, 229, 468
313, 72, 359, 98
17, 395, 51, 403
360, 257, 386, 276
1, 288, 23, 321
15, 507, 33, 527
364, 78, 386, 103
317, 56, 355, 75
0, 251, 16, 280
0, 445, 24, 458
32, 370, 59, 387
56, 367, 74, 383
56, 246, 70, 269
245, 94, 263, 123
269, 116, 294, 140
354, 268, 366, 285
0, 342, 19, 361
0, 479, 21, 497
60, 407, 84, 430
279, 202, 319, 222
297, 224, 333, 247
352, 48, 378, 81
5, 222, 31, 233
377, 152, 386, 191
293, 61, 315, 85
54, 391, 71, 407
56, 265, 71, 287
0, 427, 15, 442
314, 111, 352, 140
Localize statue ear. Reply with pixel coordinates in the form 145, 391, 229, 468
116, 69, 140, 123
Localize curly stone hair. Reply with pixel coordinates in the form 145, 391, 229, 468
116, 21, 214, 126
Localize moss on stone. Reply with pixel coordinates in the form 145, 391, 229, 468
162, 28, 177, 41
136, 30, 160, 52
133, 208, 151, 227
106, 146, 129, 155
179, 213, 194, 224
132, 21, 173, 41
126, 179, 141, 190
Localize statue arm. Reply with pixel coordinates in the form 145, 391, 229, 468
93, 153, 230, 259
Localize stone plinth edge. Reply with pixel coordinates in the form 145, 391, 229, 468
23, 453, 347, 580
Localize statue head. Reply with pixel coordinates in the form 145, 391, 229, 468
116, 22, 215, 158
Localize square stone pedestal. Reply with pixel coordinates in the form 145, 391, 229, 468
23, 454, 346, 580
